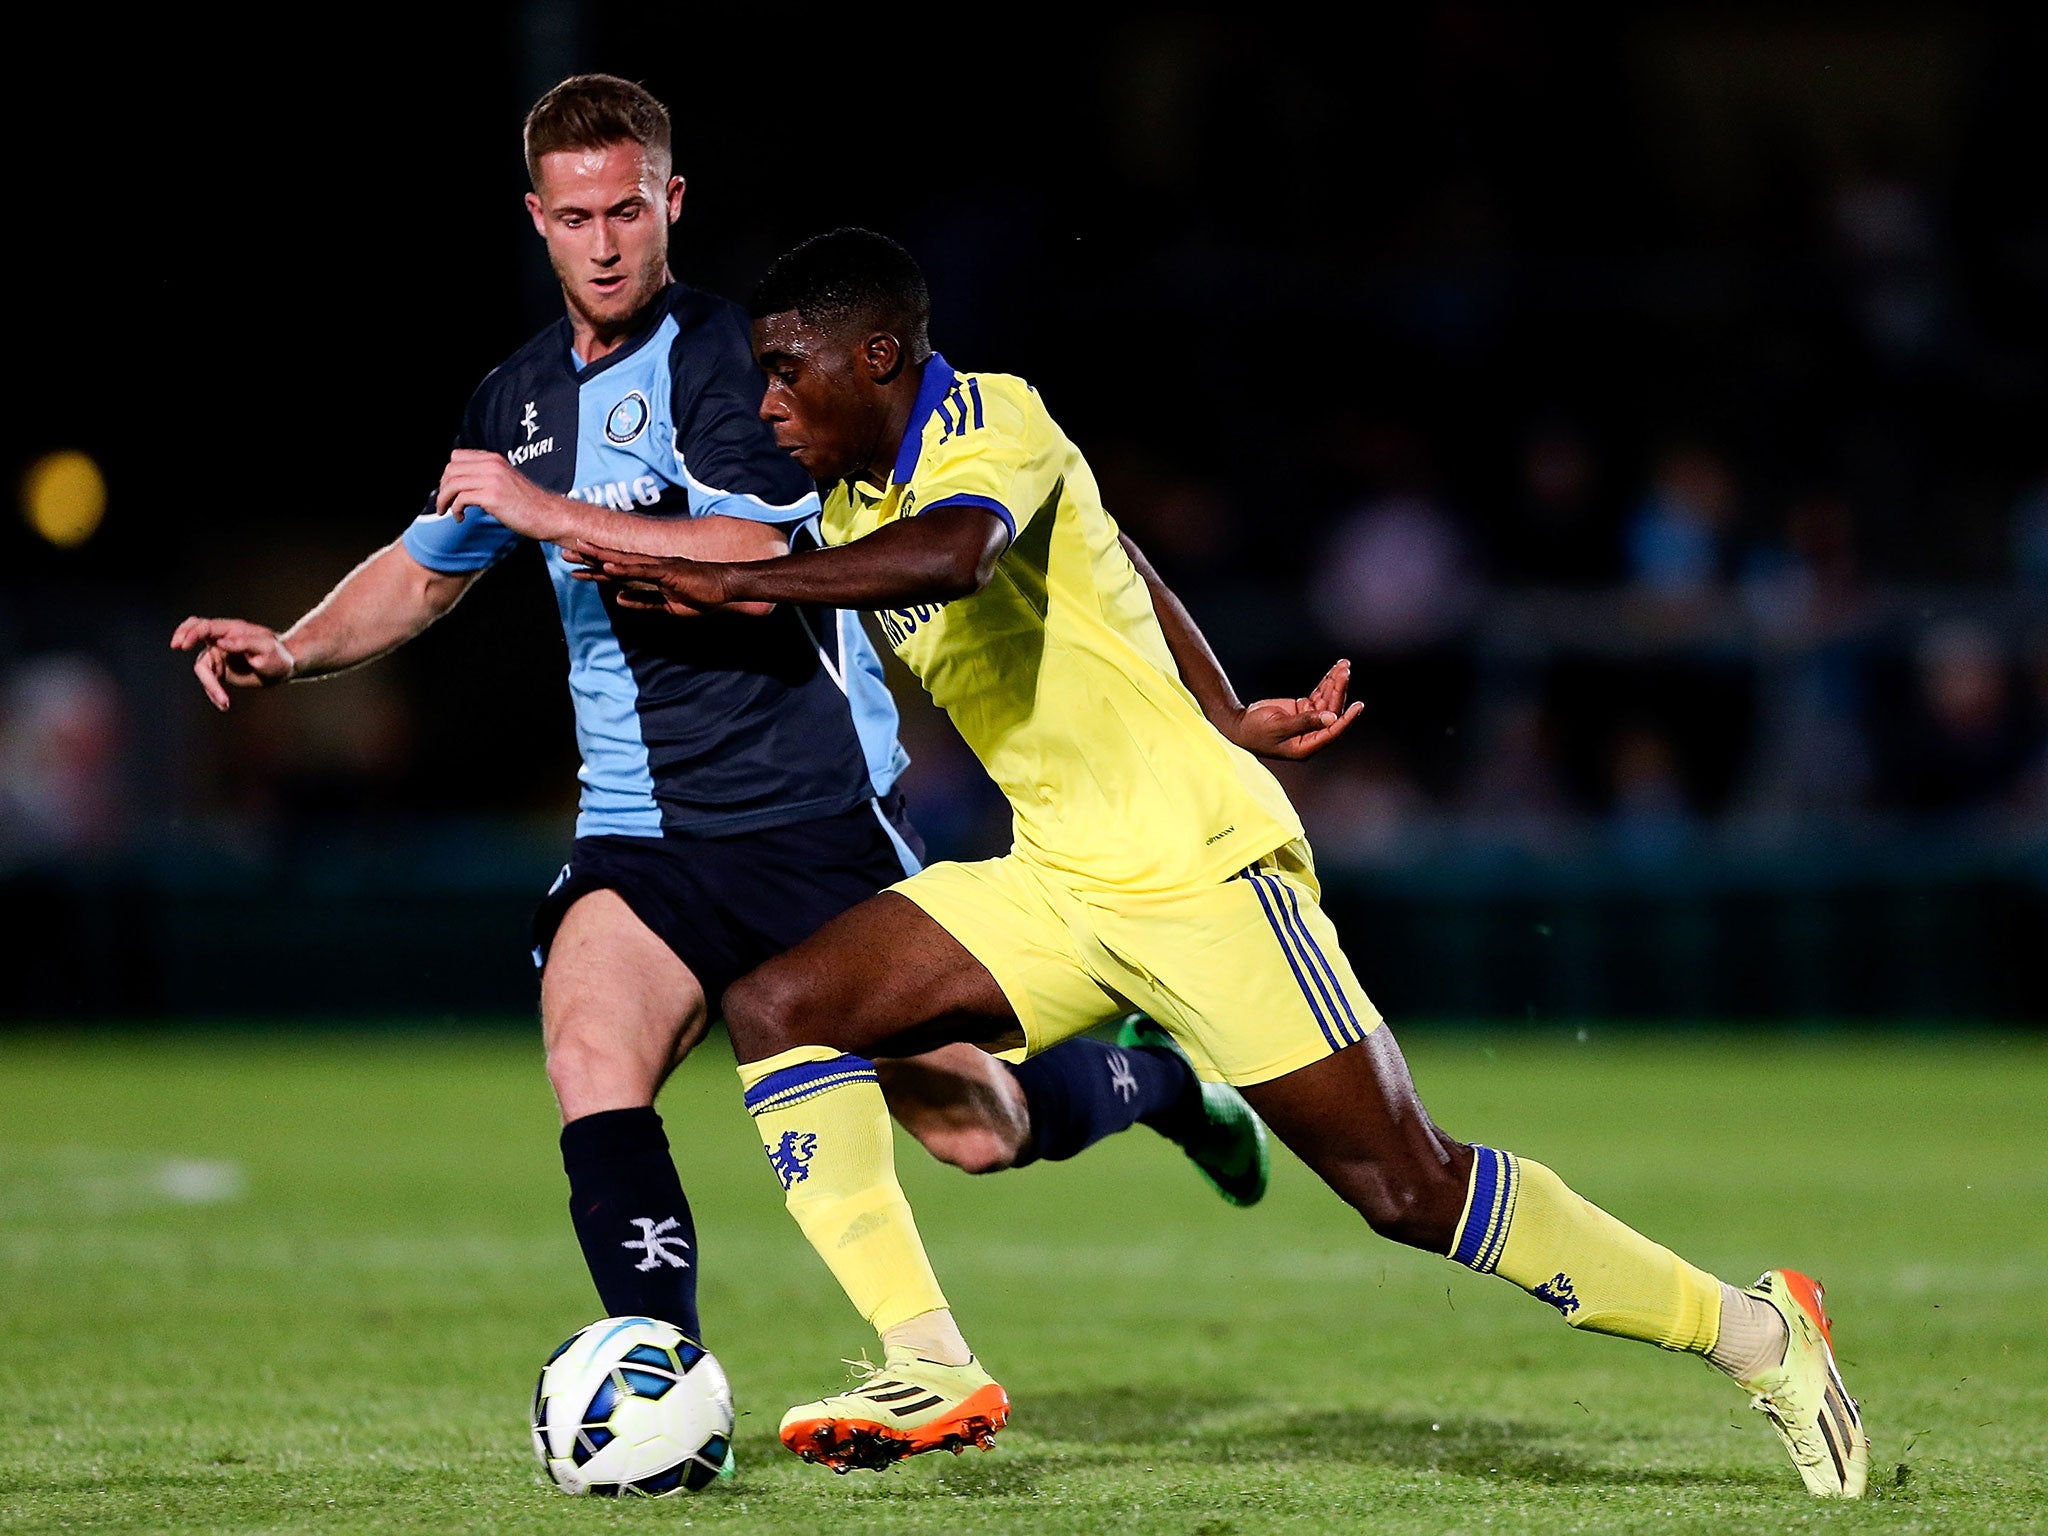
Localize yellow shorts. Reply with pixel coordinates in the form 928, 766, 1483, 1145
892, 838, 1381, 1086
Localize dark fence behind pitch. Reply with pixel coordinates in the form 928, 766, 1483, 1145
6, 821, 2042, 1024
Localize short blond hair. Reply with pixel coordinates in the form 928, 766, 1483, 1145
522, 73, 671, 187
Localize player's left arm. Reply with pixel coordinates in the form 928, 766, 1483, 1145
430, 450, 787, 615
564, 503, 1008, 615
1120, 533, 1362, 761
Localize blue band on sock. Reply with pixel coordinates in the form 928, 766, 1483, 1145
743, 1055, 878, 1115
1452, 1144, 1520, 1273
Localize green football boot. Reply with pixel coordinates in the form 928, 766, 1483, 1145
1735, 1269, 1869, 1498
1115, 1013, 1270, 1207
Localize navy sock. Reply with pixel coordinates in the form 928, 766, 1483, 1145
1008, 1034, 1198, 1167
559, 1106, 701, 1342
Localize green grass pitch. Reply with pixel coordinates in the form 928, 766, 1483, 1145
2, 1025, 2043, 1534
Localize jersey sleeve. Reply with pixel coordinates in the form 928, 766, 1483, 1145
911, 378, 1055, 546
401, 386, 523, 572
671, 307, 821, 527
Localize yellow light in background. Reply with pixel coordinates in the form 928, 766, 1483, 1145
22, 450, 107, 547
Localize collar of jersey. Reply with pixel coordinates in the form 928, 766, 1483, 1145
889, 352, 958, 486
565, 284, 676, 383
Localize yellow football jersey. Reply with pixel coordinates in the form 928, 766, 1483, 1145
819, 355, 1302, 893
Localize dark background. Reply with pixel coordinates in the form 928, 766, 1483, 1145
5, 6, 2044, 1021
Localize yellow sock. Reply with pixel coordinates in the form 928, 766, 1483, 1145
1450, 1146, 1722, 1353
739, 1046, 950, 1335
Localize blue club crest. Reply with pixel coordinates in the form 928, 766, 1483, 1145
604, 390, 650, 445
1532, 1272, 1581, 1318
767, 1130, 818, 1189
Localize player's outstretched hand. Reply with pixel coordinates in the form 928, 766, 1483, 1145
1228, 658, 1363, 760
435, 449, 563, 540
562, 541, 728, 617
170, 617, 296, 711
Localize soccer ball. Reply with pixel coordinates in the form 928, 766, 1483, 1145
530, 1316, 733, 1496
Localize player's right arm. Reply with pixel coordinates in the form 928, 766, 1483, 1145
170, 540, 476, 711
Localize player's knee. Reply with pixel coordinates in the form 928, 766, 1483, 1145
1349, 1158, 1468, 1252
722, 961, 824, 1060
1356, 1185, 1441, 1249
545, 1027, 649, 1107
921, 1125, 1021, 1176
544, 1032, 597, 1099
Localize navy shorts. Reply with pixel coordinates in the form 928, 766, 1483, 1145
530, 790, 926, 1011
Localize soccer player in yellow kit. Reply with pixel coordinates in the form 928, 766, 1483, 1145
567, 228, 1869, 1497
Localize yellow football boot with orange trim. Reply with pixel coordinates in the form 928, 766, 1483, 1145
1738, 1269, 1868, 1498
779, 1353, 1009, 1473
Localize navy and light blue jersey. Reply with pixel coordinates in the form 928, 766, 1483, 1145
404, 283, 909, 839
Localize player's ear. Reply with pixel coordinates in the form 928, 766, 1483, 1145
524, 191, 547, 236
664, 176, 685, 224
863, 332, 904, 385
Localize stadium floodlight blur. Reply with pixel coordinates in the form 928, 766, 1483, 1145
1, 8, 2041, 1022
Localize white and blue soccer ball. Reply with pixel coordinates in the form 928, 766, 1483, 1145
531, 1316, 733, 1496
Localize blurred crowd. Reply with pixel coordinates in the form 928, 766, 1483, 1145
1273, 443, 2043, 870
908, 426, 2048, 871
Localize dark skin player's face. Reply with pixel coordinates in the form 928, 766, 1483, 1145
753, 311, 902, 485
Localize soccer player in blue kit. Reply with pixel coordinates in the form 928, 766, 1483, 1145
171, 77, 1309, 1384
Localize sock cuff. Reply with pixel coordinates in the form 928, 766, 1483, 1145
1449, 1144, 1522, 1273
736, 1044, 847, 1092
741, 1048, 878, 1115
560, 1104, 667, 1161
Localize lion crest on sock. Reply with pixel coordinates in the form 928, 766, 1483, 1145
768, 1130, 819, 1189
1533, 1271, 1582, 1318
